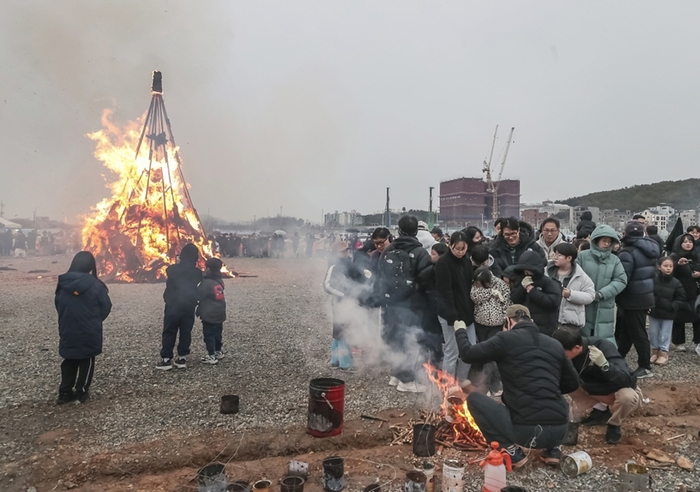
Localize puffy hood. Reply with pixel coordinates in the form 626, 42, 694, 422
512, 250, 545, 278
56, 272, 99, 296
390, 235, 423, 252
581, 211, 593, 221
590, 225, 619, 253
416, 229, 437, 251
621, 235, 660, 259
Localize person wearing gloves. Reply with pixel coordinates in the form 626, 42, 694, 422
545, 243, 596, 330
553, 328, 642, 444
576, 225, 628, 343
507, 250, 562, 336
436, 231, 476, 384
455, 305, 580, 468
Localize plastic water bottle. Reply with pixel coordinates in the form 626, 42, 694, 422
480, 441, 512, 492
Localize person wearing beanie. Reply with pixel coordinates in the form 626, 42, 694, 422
417, 220, 437, 252
157, 244, 203, 370
197, 258, 227, 364
615, 221, 661, 380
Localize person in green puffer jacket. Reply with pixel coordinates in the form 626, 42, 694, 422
576, 225, 628, 343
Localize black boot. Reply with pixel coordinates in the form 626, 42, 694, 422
56, 391, 76, 405
605, 424, 621, 444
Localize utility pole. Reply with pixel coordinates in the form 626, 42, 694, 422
385, 187, 391, 228
253, 215, 256, 234
0, 200, 4, 218
428, 187, 435, 229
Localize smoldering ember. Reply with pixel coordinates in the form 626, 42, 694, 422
2, 48, 700, 492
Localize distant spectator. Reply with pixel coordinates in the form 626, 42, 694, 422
576, 211, 597, 238
573, 239, 590, 252
687, 225, 700, 249
431, 227, 446, 244
645, 225, 665, 253
537, 217, 565, 261
489, 217, 547, 276
633, 214, 646, 225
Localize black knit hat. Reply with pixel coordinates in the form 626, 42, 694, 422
625, 221, 645, 237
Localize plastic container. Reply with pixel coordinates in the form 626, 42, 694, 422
404, 471, 427, 492
322, 456, 345, 492
308, 378, 345, 437
561, 451, 592, 478
412, 424, 436, 457
220, 395, 240, 414
280, 476, 305, 492
480, 442, 512, 492
442, 459, 464, 492
198, 463, 227, 492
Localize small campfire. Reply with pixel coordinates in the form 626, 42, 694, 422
81, 71, 229, 282
424, 363, 487, 450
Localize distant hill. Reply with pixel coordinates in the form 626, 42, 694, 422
561, 179, 700, 212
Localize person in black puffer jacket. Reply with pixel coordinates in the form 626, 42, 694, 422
455, 304, 579, 468
670, 234, 700, 351
648, 257, 685, 365
489, 217, 547, 277
507, 250, 562, 336
55, 251, 112, 404
615, 221, 661, 379
552, 328, 641, 445
576, 210, 597, 238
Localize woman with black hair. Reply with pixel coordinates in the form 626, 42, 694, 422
55, 251, 112, 404
462, 226, 485, 252
670, 234, 700, 354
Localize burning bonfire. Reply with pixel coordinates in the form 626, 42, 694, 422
424, 363, 487, 450
82, 72, 224, 282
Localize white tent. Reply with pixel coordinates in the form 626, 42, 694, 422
0, 217, 22, 229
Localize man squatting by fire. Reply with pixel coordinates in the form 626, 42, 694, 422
455, 304, 580, 468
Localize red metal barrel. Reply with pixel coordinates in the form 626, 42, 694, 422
307, 378, 345, 437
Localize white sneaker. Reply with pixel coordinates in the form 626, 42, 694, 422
201, 355, 219, 365
674, 344, 686, 352
215, 351, 225, 359
389, 376, 400, 387
396, 381, 427, 393
695, 343, 700, 356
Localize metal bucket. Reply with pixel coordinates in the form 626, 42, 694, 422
288, 459, 309, 479
412, 424, 436, 457
442, 459, 464, 492
618, 463, 651, 492
308, 378, 345, 437
198, 463, 227, 492
226, 481, 250, 492
280, 476, 305, 492
322, 456, 345, 492
220, 395, 240, 414
414, 462, 434, 492
252, 480, 271, 492
404, 471, 426, 492
561, 451, 592, 478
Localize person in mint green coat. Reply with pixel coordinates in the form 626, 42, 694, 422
576, 225, 628, 343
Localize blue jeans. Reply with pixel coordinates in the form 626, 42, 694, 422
648, 316, 672, 352
331, 338, 354, 369
202, 321, 223, 356
439, 316, 475, 382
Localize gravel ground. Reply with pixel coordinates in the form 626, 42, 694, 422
0, 254, 699, 491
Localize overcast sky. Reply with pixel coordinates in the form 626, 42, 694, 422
1, 1, 699, 223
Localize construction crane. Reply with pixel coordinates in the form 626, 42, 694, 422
482, 126, 515, 222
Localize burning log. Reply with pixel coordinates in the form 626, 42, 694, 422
81, 71, 229, 282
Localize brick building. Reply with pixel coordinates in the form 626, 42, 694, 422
439, 177, 521, 227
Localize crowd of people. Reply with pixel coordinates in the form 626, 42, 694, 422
1, 228, 82, 257
322, 213, 700, 467
211, 231, 371, 259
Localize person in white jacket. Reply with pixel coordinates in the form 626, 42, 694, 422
417, 220, 437, 252
546, 243, 596, 329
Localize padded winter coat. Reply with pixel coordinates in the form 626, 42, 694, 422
616, 236, 661, 310
508, 250, 562, 336
649, 272, 685, 320
197, 277, 227, 323
163, 262, 203, 312
489, 232, 547, 276
576, 225, 627, 343
671, 236, 700, 324
537, 233, 565, 261
571, 337, 637, 396
456, 320, 579, 426
55, 272, 112, 359
471, 276, 511, 327
435, 250, 474, 326
546, 263, 596, 328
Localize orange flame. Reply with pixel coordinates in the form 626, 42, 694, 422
81, 108, 222, 282
424, 363, 486, 445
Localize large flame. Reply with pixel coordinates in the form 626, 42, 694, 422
424, 363, 486, 446
81, 109, 218, 282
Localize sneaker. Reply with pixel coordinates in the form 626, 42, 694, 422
201, 355, 219, 365
396, 381, 426, 393
504, 445, 528, 468
389, 376, 400, 387
156, 358, 173, 371
605, 424, 622, 444
339, 366, 357, 373
580, 408, 612, 426
633, 367, 654, 379
75, 392, 90, 404
215, 351, 225, 359
173, 357, 187, 369
540, 446, 561, 466
56, 392, 76, 405
673, 344, 686, 352
695, 343, 700, 356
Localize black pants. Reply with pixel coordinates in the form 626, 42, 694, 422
467, 392, 567, 449
202, 321, 223, 355
160, 305, 195, 359
59, 357, 95, 397
471, 323, 502, 394
382, 305, 424, 384
615, 308, 651, 370
672, 320, 700, 345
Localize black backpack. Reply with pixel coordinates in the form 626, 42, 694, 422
379, 247, 417, 302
